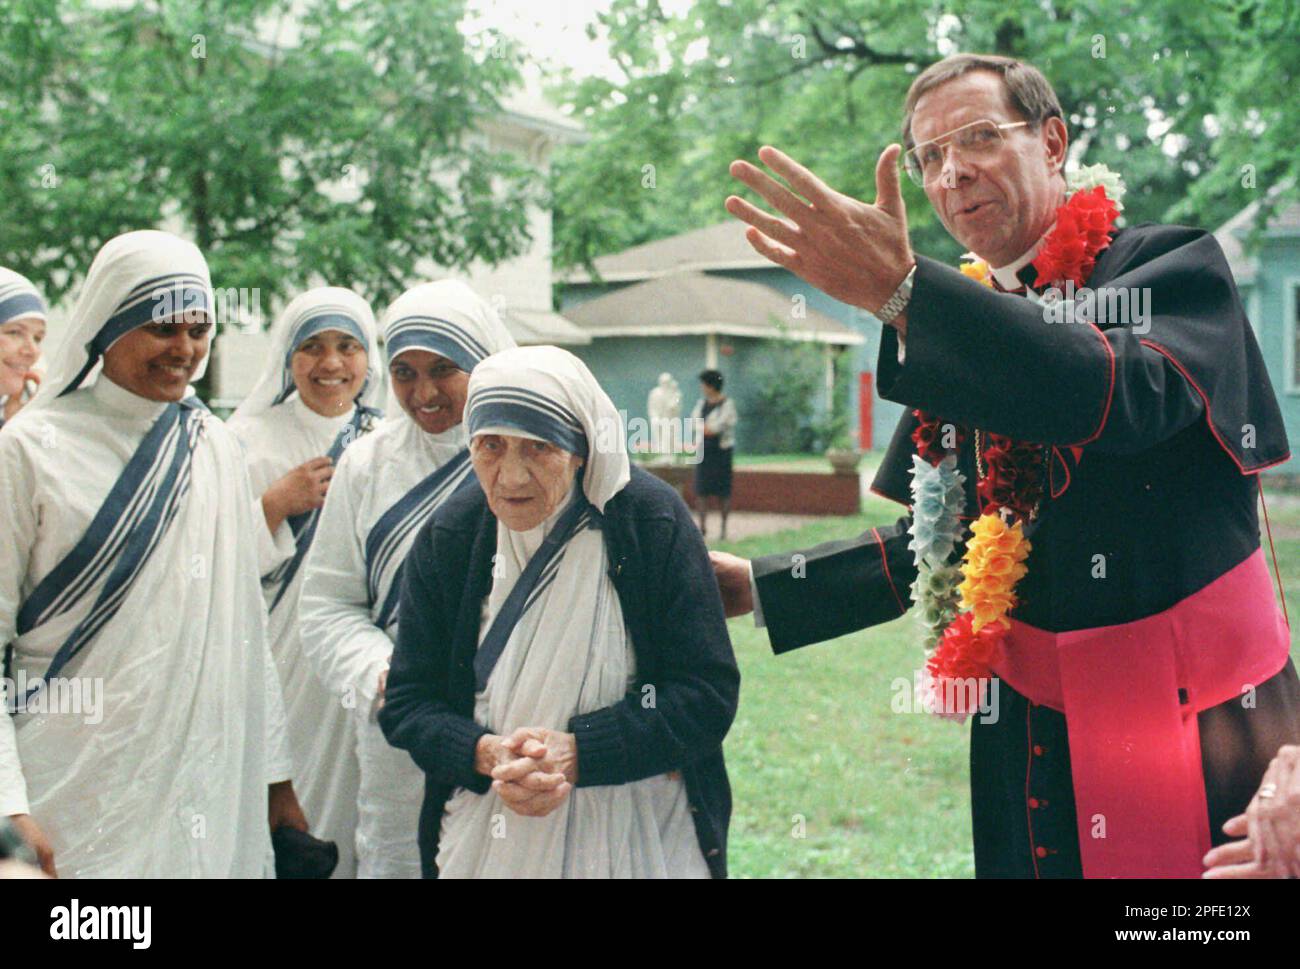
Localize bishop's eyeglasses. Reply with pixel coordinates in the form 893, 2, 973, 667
903, 119, 1030, 187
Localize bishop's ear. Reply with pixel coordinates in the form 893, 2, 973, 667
1043, 116, 1069, 174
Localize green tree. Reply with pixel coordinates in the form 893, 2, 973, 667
0, 0, 541, 307
551, 0, 1298, 275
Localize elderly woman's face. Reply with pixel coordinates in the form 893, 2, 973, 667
389, 349, 469, 435
291, 330, 368, 417
471, 433, 583, 531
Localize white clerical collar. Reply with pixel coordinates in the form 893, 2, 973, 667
90, 372, 171, 420
988, 223, 1055, 290
290, 392, 355, 433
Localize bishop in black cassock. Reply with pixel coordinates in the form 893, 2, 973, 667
721, 53, 1300, 878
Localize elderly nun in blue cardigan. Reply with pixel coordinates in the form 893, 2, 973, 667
379, 345, 739, 878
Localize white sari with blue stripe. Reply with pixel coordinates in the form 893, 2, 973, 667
437, 347, 710, 878
0, 231, 288, 877
300, 418, 474, 877
230, 285, 384, 878
237, 395, 377, 878
298, 278, 516, 877
0, 376, 288, 876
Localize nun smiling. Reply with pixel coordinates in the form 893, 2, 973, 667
229, 286, 386, 878
379, 345, 740, 878
0, 268, 48, 427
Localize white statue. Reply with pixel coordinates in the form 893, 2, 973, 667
647, 371, 682, 458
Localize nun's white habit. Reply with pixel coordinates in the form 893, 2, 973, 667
0, 231, 291, 877
299, 280, 516, 878
229, 286, 384, 878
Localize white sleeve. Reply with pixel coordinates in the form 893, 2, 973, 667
897, 333, 907, 364
718, 399, 739, 434
748, 560, 766, 630
257, 507, 296, 579
0, 433, 37, 816
262, 634, 294, 784
298, 456, 393, 725
238, 439, 296, 578
234, 453, 294, 784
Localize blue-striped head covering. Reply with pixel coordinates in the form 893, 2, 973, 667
0, 268, 47, 327
229, 285, 383, 427
25, 231, 215, 408
381, 279, 516, 373
466, 345, 630, 512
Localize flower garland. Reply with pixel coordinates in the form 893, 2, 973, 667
907, 165, 1124, 718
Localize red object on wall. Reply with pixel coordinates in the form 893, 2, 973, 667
858, 372, 873, 450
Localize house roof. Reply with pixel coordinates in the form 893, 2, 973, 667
503, 307, 591, 345
562, 271, 864, 346
1214, 191, 1300, 286
498, 91, 586, 145
562, 221, 771, 284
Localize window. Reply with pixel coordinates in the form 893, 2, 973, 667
1287, 279, 1300, 393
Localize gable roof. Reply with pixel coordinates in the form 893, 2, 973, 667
562, 271, 863, 345
1214, 190, 1300, 285
562, 221, 771, 284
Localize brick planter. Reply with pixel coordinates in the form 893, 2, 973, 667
644, 464, 860, 516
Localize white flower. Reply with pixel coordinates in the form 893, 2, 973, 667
1066, 163, 1126, 212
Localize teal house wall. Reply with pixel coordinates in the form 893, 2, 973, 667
560, 268, 903, 452
1217, 201, 1300, 478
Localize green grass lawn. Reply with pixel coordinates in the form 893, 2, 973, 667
714, 490, 1300, 878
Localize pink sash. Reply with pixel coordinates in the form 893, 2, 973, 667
994, 548, 1291, 878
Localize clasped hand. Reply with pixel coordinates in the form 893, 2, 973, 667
475, 727, 578, 818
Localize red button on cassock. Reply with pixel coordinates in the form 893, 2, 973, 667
1035, 846, 1048, 859
1028, 797, 1040, 809
1033, 745, 1044, 756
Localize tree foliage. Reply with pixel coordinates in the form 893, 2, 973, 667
551, 0, 1299, 274
0, 0, 541, 306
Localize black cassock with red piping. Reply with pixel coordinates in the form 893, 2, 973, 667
752, 223, 1300, 877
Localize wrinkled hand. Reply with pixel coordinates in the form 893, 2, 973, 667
474, 733, 516, 777
267, 780, 310, 834
726, 144, 914, 324
8, 813, 56, 877
1203, 745, 1300, 878
488, 727, 577, 818
709, 550, 753, 618
499, 727, 578, 784
263, 456, 334, 531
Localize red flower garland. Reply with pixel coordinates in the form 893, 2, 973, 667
915, 181, 1119, 716
911, 409, 965, 467
1031, 185, 1120, 289
975, 434, 1046, 520
925, 612, 1007, 716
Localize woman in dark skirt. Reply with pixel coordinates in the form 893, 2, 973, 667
691, 369, 738, 540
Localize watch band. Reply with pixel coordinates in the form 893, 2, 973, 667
876, 263, 916, 324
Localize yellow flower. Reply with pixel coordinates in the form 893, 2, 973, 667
960, 258, 994, 288
958, 514, 1031, 631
